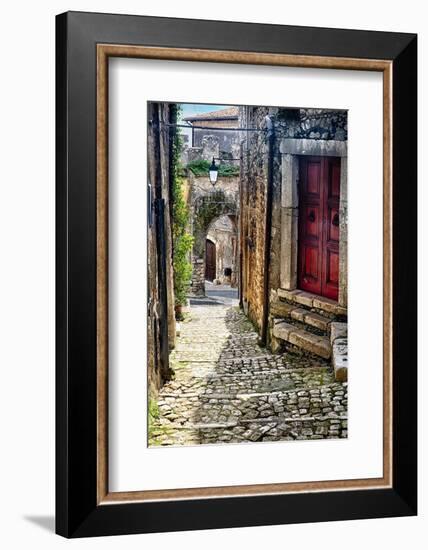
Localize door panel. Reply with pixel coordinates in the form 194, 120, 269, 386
298, 156, 341, 301
302, 205, 321, 238
330, 162, 341, 198
303, 245, 320, 282
307, 162, 321, 195
298, 157, 323, 296
328, 207, 340, 242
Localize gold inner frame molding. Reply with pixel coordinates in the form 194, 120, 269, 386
96, 43, 393, 504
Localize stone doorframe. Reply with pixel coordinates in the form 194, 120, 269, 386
279, 138, 348, 308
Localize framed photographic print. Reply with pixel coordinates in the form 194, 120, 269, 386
56, 11, 417, 538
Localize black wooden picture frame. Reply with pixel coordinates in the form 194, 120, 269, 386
56, 11, 417, 538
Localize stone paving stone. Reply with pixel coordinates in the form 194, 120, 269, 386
149, 302, 347, 447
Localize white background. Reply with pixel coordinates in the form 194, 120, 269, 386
109, 59, 383, 492
0, 1, 425, 548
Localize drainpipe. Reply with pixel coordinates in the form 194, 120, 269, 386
260, 115, 275, 346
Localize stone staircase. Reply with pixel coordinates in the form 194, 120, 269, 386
270, 289, 348, 381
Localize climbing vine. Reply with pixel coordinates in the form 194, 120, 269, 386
171, 105, 193, 309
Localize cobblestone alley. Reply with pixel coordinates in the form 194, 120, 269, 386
149, 286, 348, 447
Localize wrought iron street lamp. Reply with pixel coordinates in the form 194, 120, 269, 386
209, 157, 219, 186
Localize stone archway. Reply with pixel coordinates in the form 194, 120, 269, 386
190, 189, 237, 296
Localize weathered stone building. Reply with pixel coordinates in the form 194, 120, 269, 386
147, 102, 176, 391
239, 106, 348, 380
183, 107, 240, 159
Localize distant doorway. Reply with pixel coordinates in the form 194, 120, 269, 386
205, 239, 216, 281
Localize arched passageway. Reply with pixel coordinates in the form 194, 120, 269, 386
206, 214, 238, 286
190, 189, 237, 296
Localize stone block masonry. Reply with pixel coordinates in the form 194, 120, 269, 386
201, 135, 219, 161
190, 259, 205, 296
239, 105, 275, 331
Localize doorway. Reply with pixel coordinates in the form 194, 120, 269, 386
298, 156, 340, 301
205, 239, 216, 282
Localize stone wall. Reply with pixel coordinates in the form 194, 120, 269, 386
275, 108, 347, 141
192, 119, 241, 159
239, 106, 282, 332
182, 133, 240, 166
201, 135, 219, 161
190, 258, 205, 295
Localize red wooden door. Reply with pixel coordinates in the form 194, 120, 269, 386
205, 239, 216, 281
298, 156, 341, 301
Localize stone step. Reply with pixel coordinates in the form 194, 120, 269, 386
289, 307, 331, 332
159, 380, 344, 405
173, 354, 270, 363
271, 301, 331, 333
150, 385, 348, 445
273, 321, 332, 359
173, 363, 331, 382
149, 414, 348, 445
277, 288, 347, 317
158, 372, 335, 400
156, 414, 348, 431
175, 366, 331, 379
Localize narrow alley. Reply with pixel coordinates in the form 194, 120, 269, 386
149, 285, 347, 447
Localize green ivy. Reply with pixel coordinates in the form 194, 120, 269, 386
187, 159, 239, 177
171, 105, 194, 308
172, 232, 193, 306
